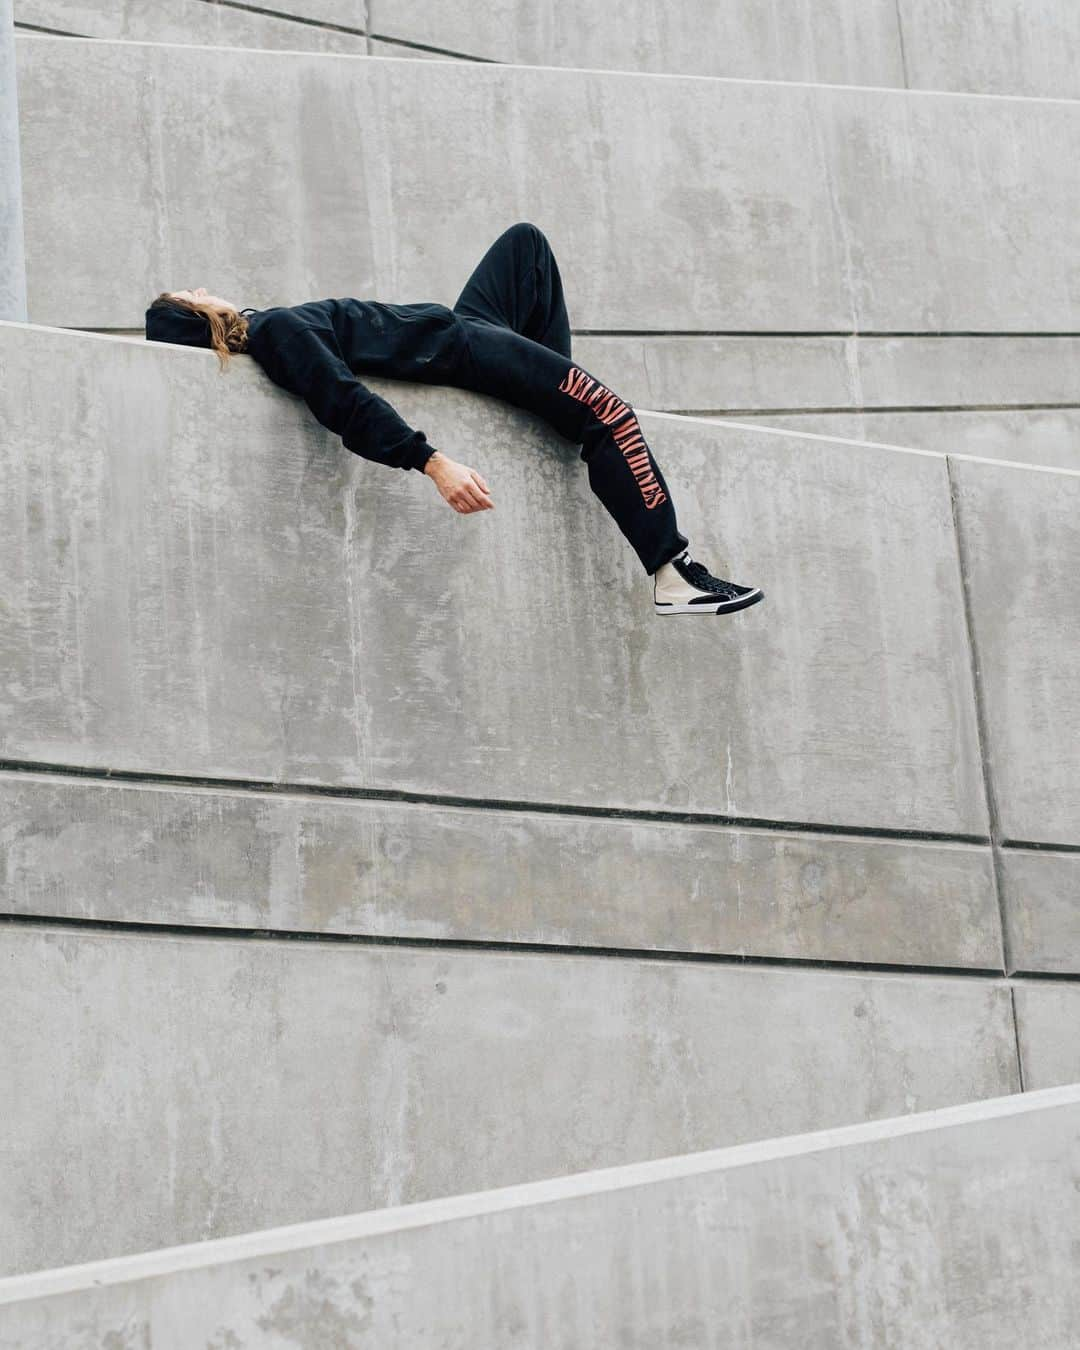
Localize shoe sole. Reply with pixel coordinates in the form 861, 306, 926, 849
654, 587, 765, 616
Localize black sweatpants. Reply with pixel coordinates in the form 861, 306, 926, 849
444, 223, 689, 575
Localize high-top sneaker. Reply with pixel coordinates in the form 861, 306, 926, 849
653, 549, 764, 616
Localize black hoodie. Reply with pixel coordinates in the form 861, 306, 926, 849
242, 298, 469, 472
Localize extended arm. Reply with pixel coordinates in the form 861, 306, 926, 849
271, 325, 435, 472
265, 323, 494, 510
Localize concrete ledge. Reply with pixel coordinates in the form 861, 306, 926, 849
0, 770, 1003, 969
374, 1, 1080, 97
2, 1085, 1074, 1346
19, 0, 1080, 97
715, 410, 1080, 472
16, 37, 1080, 330
0, 323, 990, 835
0, 924, 1019, 1274
576, 334, 1080, 421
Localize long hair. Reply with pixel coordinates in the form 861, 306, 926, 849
147, 293, 250, 372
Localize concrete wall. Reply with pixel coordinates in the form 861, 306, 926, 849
1002, 850, 1080, 976
0, 923, 1020, 1275
3, 1086, 1077, 1348
0, 323, 989, 838
15, 37, 1080, 333
18, 0, 365, 33
1014, 983, 1080, 1088
16, 0, 367, 53
375, 1, 1080, 97
574, 335, 1080, 420
950, 457, 1080, 847
711, 411, 1080, 473
19, 0, 1080, 96
0, 771, 1002, 969
0, 0, 27, 321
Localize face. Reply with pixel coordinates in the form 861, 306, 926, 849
170, 286, 238, 315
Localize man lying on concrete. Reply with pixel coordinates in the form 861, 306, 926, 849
145, 222, 764, 617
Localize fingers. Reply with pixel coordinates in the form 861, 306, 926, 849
433, 462, 494, 514
462, 482, 494, 512
447, 483, 493, 513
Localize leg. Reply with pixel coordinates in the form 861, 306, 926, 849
453, 221, 572, 359
457, 321, 689, 575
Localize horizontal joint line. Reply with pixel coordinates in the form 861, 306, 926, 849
0, 758, 994, 847
0, 913, 1024, 981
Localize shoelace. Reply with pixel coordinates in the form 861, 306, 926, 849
682, 558, 742, 600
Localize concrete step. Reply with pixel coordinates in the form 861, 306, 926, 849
0, 322, 993, 839
573, 334, 1080, 470
18, 0, 1080, 98
6, 322, 1077, 968
705, 409, 1080, 473
0, 768, 1004, 971
0, 923, 1020, 1274
371, 2, 1080, 98
2, 1084, 1076, 1346
15, 36, 1080, 335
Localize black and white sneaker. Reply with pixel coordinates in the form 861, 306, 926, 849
653, 549, 764, 616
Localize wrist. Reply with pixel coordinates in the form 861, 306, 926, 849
423, 450, 444, 476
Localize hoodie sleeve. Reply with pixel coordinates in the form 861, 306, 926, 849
264, 324, 435, 473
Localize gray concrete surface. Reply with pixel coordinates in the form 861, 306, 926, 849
1014, 981, 1080, 1089
0, 0, 26, 322
576, 334, 1080, 419
0, 924, 1019, 1274
16, 0, 367, 52
714, 410, 1080, 472
19, 0, 1080, 97
0, 770, 1004, 969
950, 457, 1080, 846
15, 37, 1080, 332
0, 323, 990, 836
373, 0, 1080, 96
3, 1085, 1076, 1348
1002, 849, 1080, 975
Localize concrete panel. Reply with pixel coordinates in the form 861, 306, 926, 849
0, 0, 26, 322
0, 924, 1018, 1273
3, 1086, 1076, 1348
717, 410, 1080, 472
1002, 848, 1080, 975
16, 0, 367, 52
0, 324, 988, 835
0, 771, 1003, 969
376, 0, 905, 84
899, 0, 1080, 99
373, 0, 1080, 97
16, 37, 1080, 332
1013, 981, 1080, 1089
576, 335, 1080, 416
950, 457, 1080, 845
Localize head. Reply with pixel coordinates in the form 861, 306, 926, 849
144, 286, 250, 371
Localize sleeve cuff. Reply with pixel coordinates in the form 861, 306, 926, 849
405, 443, 437, 473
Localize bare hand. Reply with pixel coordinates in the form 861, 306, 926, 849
424, 452, 494, 513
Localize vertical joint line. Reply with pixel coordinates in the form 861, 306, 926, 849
946, 454, 1011, 978
362, 0, 372, 54
1008, 984, 1026, 1092
893, 0, 910, 90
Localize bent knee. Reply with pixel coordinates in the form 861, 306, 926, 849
508, 220, 549, 250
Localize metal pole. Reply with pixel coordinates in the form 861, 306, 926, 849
0, 0, 28, 322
